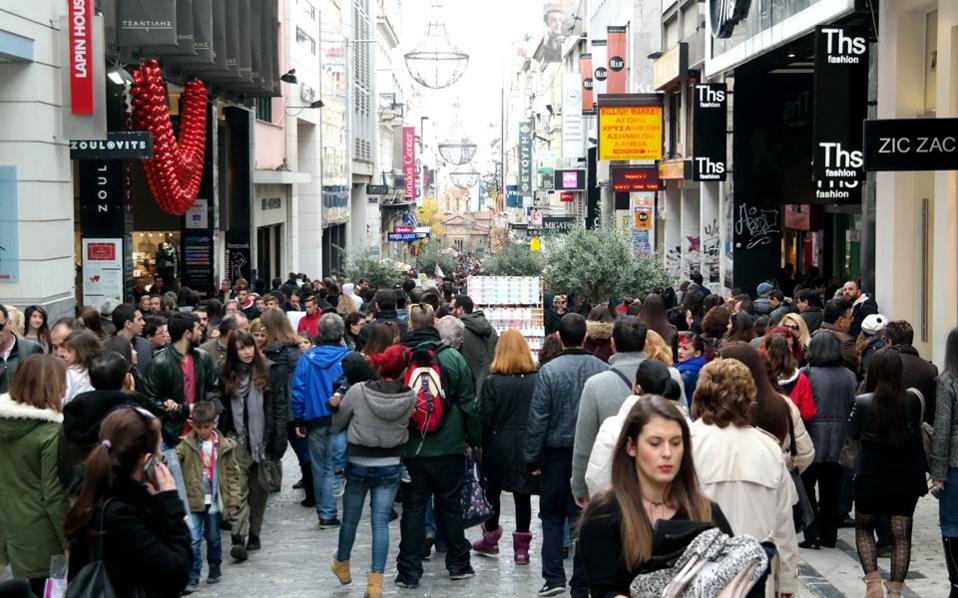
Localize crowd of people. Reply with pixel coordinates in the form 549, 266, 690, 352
0, 263, 954, 598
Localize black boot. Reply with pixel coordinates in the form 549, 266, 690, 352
300, 462, 316, 507
230, 534, 248, 561
944, 537, 958, 597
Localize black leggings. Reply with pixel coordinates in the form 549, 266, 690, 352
483, 481, 531, 533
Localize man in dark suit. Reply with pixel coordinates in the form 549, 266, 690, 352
0, 304, 43, 393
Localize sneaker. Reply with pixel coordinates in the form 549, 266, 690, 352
230, 535, 248, 562
334, 476, 346, 498
449, 567, 475, 580
183, 580, 199, 594
394, 576, 419, 589
207, 564, 222, 584
319, 517, 341, 529
538, 582, 567, 597
246, 535, 261, 551
400, 466, 412, 484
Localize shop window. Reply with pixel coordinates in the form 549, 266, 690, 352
132, 231, 181, 282
255, 97, 272, 123
924, 10, 938, 115
298, 0, 316, 21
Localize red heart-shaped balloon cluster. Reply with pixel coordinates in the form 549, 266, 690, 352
131, 59, 208, 216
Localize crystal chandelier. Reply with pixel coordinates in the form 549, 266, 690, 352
438, 101, 477, 165
449, 165, 480, 189
404, 2, 469, 90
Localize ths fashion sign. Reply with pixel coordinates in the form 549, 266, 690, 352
691, 83, 727, 181
812, 26, 868, 204
598, 94, 664, 161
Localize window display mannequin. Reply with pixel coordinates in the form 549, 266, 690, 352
155, 233, 179, 286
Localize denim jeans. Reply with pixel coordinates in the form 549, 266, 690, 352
308, 426, 347, 520
336, 463, 402, 573
396, 455, 471, 583
287, 421, 310, 465
163, 446, 195, 535
189, 508, 222, 582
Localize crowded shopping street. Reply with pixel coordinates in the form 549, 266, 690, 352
2, 0, 958, 597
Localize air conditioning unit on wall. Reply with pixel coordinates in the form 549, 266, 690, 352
301, 85, 317, 103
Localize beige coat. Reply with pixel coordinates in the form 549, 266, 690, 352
783, 396, 815, 473
691, 420, 800, 597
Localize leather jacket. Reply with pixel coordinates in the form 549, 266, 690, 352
142, 345, 221, 448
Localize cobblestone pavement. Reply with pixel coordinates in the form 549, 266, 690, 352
193, 454, 948, 597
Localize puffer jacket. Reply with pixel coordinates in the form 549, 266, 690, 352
401, 327, 480, 458
332, 379, 417, 459
0, 393, 68, 579
804, 364, 857, 463
142, 345, 221, 448
176, 430, 241, 513
217, 360, 289, 460
459, 311, 498, 394
523, 348, 608, 467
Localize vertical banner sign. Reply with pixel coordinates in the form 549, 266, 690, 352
691, 83, 728, 181
0, 166, 19, 282
598, 94, 664, 161
580, 54, 594, 114
69, 0, 94, 115
82, 239, 123, 308
562, 76, 584, 159
518, 120, 534, 197
606, 26, 628, 94
402, 127, 417, 204
813, 26, 868, 203
78, 161, 125, 237
591, 40, 608, 97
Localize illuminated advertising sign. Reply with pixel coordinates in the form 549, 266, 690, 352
611, 166, 662, 192
598, 94, 664, 161
553, 169, 585, 191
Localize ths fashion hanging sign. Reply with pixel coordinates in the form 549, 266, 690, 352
130, 59, 208, 215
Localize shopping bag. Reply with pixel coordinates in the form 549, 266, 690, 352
460, 454, 493, 529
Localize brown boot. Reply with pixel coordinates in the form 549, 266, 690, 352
862, 571, 883, 598
885, 580, 903, 597
364, 572, 384, 598
331, 559, 351, 585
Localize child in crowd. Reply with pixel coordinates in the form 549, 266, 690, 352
298, 331, 314, 354
62, 330, 101, 405
177, 401, 241, 592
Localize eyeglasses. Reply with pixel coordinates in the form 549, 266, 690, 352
783, 324, 800, 331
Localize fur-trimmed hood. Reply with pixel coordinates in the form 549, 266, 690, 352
0, 392, 62, 441
586, 320, 614, 341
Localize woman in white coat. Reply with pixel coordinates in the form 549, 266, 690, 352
690, 357, 800, 598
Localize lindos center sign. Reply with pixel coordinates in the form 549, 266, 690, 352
597, 94, 664, 162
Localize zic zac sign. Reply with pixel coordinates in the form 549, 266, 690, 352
131, 59, 207, 216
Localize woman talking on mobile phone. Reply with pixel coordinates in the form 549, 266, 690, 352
64, 406, 192, 598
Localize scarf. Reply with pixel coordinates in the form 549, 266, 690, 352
231, 365, 267, 462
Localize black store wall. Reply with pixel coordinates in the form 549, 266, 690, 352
732, 70, 814, 297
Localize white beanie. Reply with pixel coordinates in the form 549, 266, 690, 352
343, 282, 356, 296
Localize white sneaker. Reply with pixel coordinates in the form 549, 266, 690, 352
334, 476, 346, 497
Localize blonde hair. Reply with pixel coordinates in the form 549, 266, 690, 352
337, 294, 358, 315
691, 358, 757, 428
490, 329, 537, 375
780, 312, 810, 350
4, 305, 24, 336
644, 329, 673, 366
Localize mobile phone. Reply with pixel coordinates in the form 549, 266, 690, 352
144, 455, 160, 486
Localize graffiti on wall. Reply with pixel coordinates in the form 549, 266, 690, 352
735, 204, 780, 250
703, 218, 720, 286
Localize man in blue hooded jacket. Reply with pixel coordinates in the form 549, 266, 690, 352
292, 312, 353, 528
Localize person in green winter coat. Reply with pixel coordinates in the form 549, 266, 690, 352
0, 355, 70, 596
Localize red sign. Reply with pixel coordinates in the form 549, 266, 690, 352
69, 0, 94, 115
607, 26, 628, 94
394, 225, 414, 233
86, 243, 116, 261
402, 127, 416, 202
611, 166, 662, 192
560, 191, 574, 202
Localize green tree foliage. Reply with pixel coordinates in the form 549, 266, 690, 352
343, 249, 398, 290
482, 242, 543, 277
542, 226, 670, 303
416, 240, 457, 277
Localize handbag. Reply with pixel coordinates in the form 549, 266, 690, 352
66, 500, 117, 598
460, 454, 493, 529
839, 435, 860, 469
908, 387, 935, 461
786, 414, 815, 533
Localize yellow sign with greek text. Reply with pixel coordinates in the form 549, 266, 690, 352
598, 105, 663, 161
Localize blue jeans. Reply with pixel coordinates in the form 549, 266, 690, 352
163, 447, 195, 534
336, 463, 402, 573
308, 426, 347, 520
941, 467, 958, 537
189, 508, 222, 582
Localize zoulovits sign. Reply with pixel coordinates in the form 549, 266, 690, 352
70, 132, 154, 160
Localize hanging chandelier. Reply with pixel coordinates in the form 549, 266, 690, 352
438, 100, 477, 164
404, 2, 469, 89
449, 165, 480, 190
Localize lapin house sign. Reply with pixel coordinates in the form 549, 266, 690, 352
402, 127, 416, 203
812, 26, 868, 204
69, 0, 94, 115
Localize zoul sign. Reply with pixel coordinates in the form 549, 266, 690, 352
597, 94, 664, 161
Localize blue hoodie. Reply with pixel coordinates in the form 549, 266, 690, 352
291, 344, 351, 424
676, 356, 708, 408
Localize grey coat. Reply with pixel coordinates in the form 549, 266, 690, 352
524, 349, 608, 466
804, 365, 857, 463
931, 373, 958, 480
332, 380, 416, 459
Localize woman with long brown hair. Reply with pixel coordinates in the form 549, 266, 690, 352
361, 321, 400, 357
723, 311, 757, 346
0, 355, 69, 595
639, 293, 678, 357
217, 330, 288, 560
578, 397, 731, 597
65, 406, 192, 597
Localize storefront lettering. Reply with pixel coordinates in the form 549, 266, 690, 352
696, 85, 725, 108
877, 136, 957, 155
822, 28, 866, 64
819, 142, 864, 168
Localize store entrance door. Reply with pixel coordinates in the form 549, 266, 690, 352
257, 224, 282, 284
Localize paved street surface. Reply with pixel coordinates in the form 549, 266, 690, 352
195, 453, 948, 597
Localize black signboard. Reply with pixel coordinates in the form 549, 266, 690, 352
78, 161, 125, 237
863, 118, 958, 172
553, 169, 586, 191
181, 233, 214, 297
116, 0, 177, 48
611, 165, 661, 191
691, 83, 727, 181
70, 132, 154, 160
812, 26, 868, 204
586, 147, 600, 229
366, 184, 389, 195
170, 0, 213, 64
149, 0, 195, 55
543, 216, 576, 233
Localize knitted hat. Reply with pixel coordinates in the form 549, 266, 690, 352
342, 282, 356, 296
367, 345, 411, 380
861, 314, 888, 336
